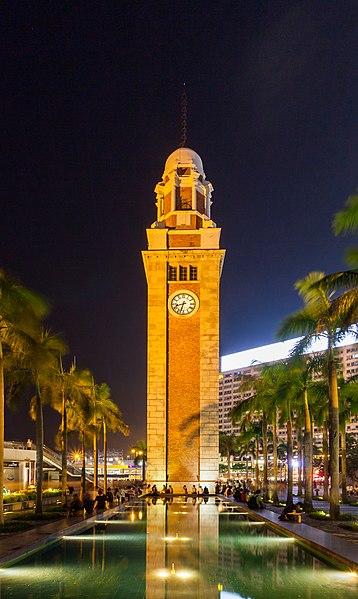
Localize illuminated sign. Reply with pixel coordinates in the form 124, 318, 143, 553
221, 332, 358, 372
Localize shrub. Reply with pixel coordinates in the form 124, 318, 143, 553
43, 489, 61, 498
338, 513, 358, 522
14, 511, 66, 521
338, 522, 358, 532
308, 510, 330, 520
0, 521, 34, 533
2, 488, 61, 503
3, 492, 27, 504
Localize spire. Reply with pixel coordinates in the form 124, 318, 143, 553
179, 83, 187, 148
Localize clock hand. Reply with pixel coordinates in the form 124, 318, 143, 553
178, 301, 186, 313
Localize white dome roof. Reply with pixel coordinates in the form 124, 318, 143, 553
164, 147, 204, 176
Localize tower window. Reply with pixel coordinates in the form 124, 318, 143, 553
177, 167, 191, 176
168, 265, 177, 281
179, 266, 187, 281
176, 187, 192, 210
190, 266, 198, 281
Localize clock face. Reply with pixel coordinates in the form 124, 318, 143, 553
170, 292, 198, 315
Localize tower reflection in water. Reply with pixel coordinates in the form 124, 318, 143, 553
145, 496, 218, 599
2, 498, 357, 598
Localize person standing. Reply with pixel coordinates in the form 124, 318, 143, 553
106, 487, 114, 508
94, 488, 108, 512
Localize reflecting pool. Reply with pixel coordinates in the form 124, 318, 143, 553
0, 497, 357, 598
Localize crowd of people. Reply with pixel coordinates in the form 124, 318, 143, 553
67, 483, 143, 517
67, 479, 306, 522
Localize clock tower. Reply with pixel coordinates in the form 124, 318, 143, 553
142, 147, 225, 491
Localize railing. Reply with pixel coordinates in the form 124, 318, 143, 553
5, 441, 93, 482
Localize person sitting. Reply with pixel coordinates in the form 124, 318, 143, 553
191, 485, 197, 495
247, 490, 265, 509
68, 493, 83, 517
203, 486, 209, 495
168, 485, 174, 494
278, 501, 304, 523
233, 487, 241, 502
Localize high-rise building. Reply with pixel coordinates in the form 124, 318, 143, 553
142, 147, 225, 490
219, 335, 358, 445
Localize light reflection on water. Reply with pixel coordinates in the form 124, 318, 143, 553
0, 497, 357, 598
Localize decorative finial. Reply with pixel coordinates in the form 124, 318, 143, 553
179, 83, 187, 148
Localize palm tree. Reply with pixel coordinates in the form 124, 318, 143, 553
238, 423, 263, 490
236, 437, 256, 485
311, 190, 358, 331
278, 271, 355, 518
25, 329, 67, 513
49, 361, 93, 503
230, 363, 289, 501
337, 375, 358, 502
219, 432, 238, 480
93, 383, 129, 492
0, 270, 48, 524
131, 440, 147, 481
280, 355, 328, 510
66, 371, 93, 501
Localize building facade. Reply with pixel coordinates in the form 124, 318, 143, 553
142, 147, 225, 490
219, 336, 358, 445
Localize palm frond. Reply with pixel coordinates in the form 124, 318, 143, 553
277, 308, 318, 341
344, 248, 358, 268
333, 189, 358, 236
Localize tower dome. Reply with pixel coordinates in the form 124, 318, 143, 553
164, 147, 204, 177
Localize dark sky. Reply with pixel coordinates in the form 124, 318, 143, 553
2, 1, 358, 453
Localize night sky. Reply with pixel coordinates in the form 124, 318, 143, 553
2, 1, 358, 453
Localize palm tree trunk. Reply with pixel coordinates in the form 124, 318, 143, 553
0, 345, 5, 525
81, 431, 86, 502
103, 419, 107, 495
328, 347, 340, 519
142, 456, 146, 482
255, 438, 259, 490
286, 418, 293, 505
227, 451, 231, 480
340, 430, 347, 503
35, 379, 44, 515
272, 412, 279, 503
297, 430, 303, 498
93, 430, 98, 488
303, 389, 313, 511
61, 388, 68, 505
262, 414, 268, 499
323, 421, 329, 501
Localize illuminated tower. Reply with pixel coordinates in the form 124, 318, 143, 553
142, 147, 225, 491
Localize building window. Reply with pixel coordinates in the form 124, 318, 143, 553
168, 265, 177, 281
179, 266, 187, 281
189, 266, 198, 281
